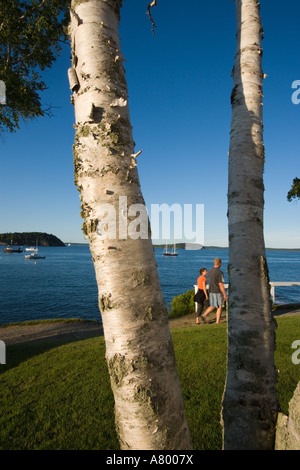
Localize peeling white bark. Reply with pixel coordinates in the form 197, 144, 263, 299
69, 0, 192, 450
222, 0, 278, 450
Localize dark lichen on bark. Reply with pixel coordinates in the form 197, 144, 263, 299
108, 353, 134, 389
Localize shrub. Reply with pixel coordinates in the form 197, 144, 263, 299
169, 289, 195, 318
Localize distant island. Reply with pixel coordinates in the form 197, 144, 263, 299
0, 232, 65, 247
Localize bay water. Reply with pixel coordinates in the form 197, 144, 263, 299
0, 245, 299, 324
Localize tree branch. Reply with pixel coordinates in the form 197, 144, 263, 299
7, 42, 11, 66
19, 0, 47, 20
147, 0, 158, 35
11, 44, 39, 66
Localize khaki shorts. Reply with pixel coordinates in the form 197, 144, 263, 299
209, 293, 223, 308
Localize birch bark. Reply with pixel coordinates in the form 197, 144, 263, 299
222, 0, 278, 450
69, 0, 192, 450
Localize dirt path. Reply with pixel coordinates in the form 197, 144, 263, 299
1, 304, 299, 346
168, 303, 300, 328
0, 320, 103, 345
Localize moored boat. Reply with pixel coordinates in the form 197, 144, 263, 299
3, 245, 23, 253
24, 239, 46, 259
163, 243, 178, 257
25, 251, 46, 260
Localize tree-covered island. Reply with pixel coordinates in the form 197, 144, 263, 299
0, 232, 65, 247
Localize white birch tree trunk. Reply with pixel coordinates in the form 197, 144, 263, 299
222, 0, 278, 450
68, 0, 192, 450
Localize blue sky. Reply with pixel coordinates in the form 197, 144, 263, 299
0, 0, 299, 248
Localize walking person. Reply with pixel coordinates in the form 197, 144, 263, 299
195, 268, 209, 324
201, 258, 227, 324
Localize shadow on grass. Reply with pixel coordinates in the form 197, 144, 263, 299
1, 339, 82, 375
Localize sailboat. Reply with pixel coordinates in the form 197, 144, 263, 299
3, 240, 23, 253
163, 243, 178, 257
25, 240, 46, 260
3, 245, 23, 253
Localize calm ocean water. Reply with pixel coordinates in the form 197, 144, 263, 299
0, 245, 300, 324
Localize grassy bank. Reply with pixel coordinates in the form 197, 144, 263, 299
0, 318, 98, 328
0, 317, 299, 450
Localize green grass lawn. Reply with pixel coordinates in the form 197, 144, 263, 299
0, 317, 299, 450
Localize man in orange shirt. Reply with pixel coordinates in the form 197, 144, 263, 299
195, 268, 209, 324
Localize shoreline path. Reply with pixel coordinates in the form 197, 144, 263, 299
1, 304, 300, 346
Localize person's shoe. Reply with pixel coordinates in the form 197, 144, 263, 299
200, 315, 208, 323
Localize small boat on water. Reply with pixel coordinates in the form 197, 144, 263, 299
163, 243, 178, 257
3, 247, 23, 253
25, 239, 46, 260
25, 247, 36, 251
25, 251, 46, 260
3, 242, 23, 253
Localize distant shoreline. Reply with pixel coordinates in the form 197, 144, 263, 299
0, 232, 65, 247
